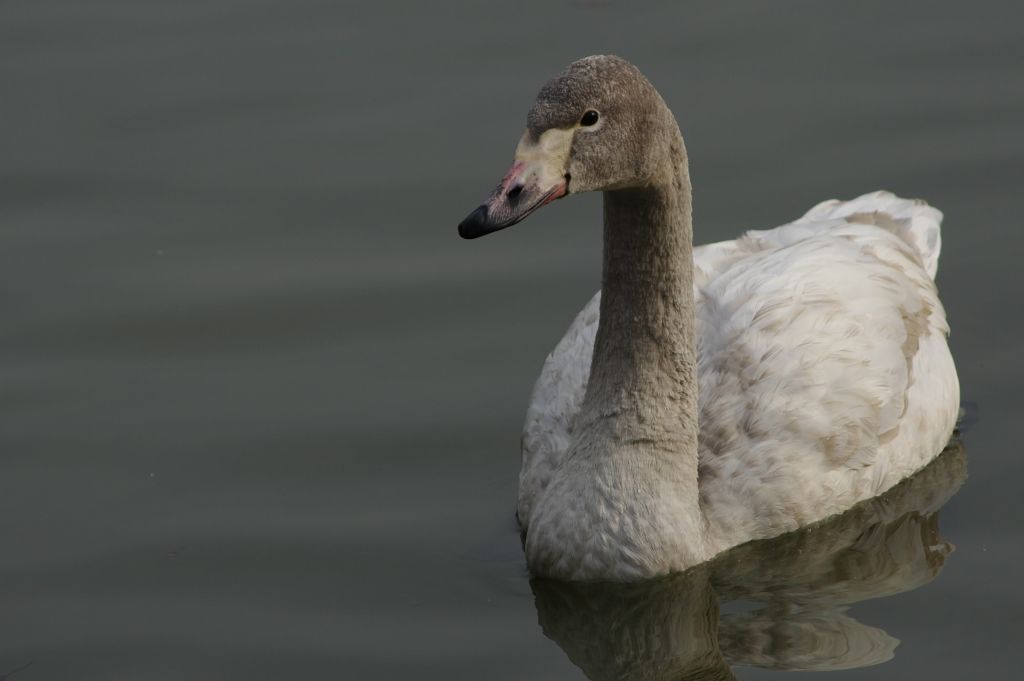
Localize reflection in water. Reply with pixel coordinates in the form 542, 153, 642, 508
532, 441, 966, 680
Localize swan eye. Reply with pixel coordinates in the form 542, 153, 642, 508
580, 110, 600, 127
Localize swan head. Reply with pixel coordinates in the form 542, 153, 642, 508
458, 55, 676, 239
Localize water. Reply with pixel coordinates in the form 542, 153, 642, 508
1, 1, 1021, 679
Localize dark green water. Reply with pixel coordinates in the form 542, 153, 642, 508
2, 1, 1022, 679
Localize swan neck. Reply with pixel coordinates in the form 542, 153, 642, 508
586, 134, 697, 455
564, 130, 702, 568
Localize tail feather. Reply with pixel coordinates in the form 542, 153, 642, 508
801, 191, 943, 279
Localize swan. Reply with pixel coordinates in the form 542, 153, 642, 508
457, 55, 960, 582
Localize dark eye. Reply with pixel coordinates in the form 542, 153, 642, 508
580, 110, 600, 126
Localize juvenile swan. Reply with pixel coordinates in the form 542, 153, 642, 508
457, 56, 960, 582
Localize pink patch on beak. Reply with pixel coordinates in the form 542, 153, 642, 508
489, 159, 568, 209
499, 161, 528, 193
541, 181, 568, 205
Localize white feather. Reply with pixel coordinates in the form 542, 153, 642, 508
520, 191, 959, 558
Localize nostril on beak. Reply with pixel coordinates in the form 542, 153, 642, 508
506, 184, 524, 201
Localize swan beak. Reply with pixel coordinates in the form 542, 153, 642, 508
458, 129, 571, 239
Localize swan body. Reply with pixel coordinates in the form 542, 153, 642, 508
521, 191, 959, 568
458, 56, 959, 581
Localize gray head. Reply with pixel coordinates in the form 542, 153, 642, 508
458, 55, 678, 238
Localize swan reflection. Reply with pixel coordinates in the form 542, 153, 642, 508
531, 441, 965, 680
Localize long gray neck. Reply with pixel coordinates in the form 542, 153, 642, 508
582, 130, 696, 440
577, 128, 700, 517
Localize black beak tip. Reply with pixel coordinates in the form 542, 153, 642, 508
458, 205, 490, 239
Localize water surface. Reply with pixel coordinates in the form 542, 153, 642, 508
1, 1, 1022, 679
